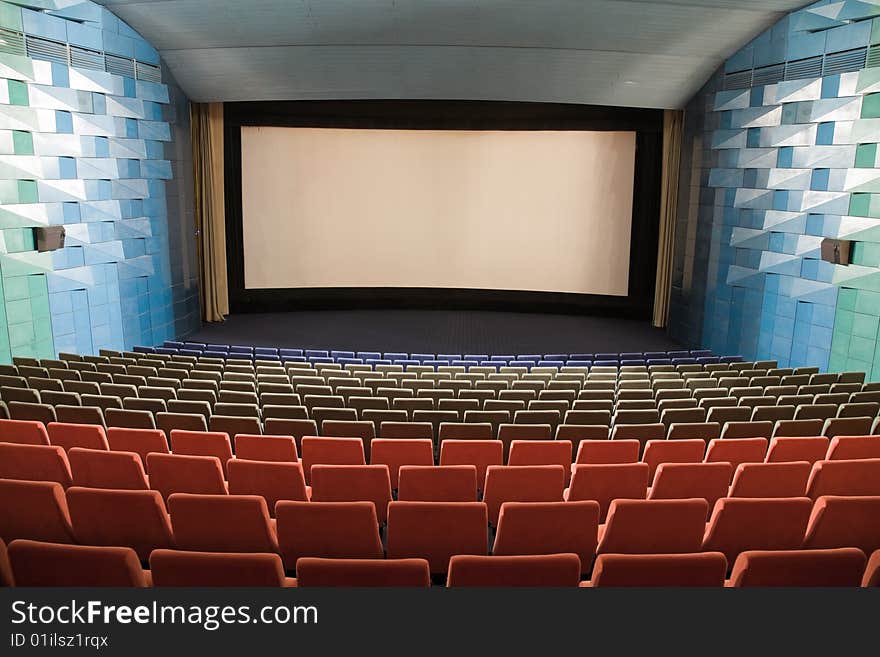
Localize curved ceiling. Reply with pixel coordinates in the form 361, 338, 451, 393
96, 0, 807, 108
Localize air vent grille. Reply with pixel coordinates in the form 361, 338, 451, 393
752, 64, 785, 87
723, 70, 752, 91
784, 56, 823, 81
823, 47, 867, 76
105, 53, 136, 79
69, 45, 104, 72
0, 28, 26, 56
26, 34, 67, 65
868, 44, 880, 68
135, 61, 161, 83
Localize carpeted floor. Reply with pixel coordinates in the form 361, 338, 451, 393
188, 310, 681, 355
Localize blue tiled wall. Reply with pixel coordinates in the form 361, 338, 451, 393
0, 0, 198, 360
670, 0, 880, 379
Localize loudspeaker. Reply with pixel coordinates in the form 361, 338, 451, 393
34, 226, 66, 252
820, 238, 851, 265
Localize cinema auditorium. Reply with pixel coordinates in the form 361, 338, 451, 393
0, 0, 879, 594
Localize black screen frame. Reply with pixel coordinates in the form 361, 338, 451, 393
224, 100, 662, 319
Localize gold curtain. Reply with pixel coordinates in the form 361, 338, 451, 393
652, 109, 684, 328
191, 102, 229, 322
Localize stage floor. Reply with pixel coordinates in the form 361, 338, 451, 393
188, 310, 680, 355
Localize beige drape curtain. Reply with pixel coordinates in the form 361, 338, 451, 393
191, 102, 229, 322
652, 109, 684, 328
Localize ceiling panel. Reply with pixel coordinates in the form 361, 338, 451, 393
92, 0, 810, 107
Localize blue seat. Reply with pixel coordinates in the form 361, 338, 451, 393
620, 359, 645, 366
164, 341, 184, 348
595, 352, 618, 360
566, 360, 592, 367
411, 353, 434, 362
594, 360, 619, 367
385, 352, 408, 361
691, 350, 712, 357
489, 355, 512, 361
646, 358, 672, 365
366, 359, 391, 366
185, 342, 207, 349
671, 357, 697, 365
304, 349, 327, 358
203, 350, 227, 359
308, 356, 333, 364
228, 353, 253, 362
137, 346, 158, 353
478, 361, 501, 369
279, 348, 302, 358
357, 352, 382, 360
519, 354, 542, 361
668, 350, 690, 358
438, 354, 462, 361
180, 349, 202, 356
394, 359, 420, 366
538, 360, 564, 368
544, 354, 568, 361
452, 360, 478, 368
570, 353, 593, 360
425, 360, 448, 367
231, 345, 254, 354
337, 358, 364, 365
696, 356, 720, 364
644, 352, 667, 359
720, 355, 743, 363
331, 351, 355, 359
207, 344, 229, 351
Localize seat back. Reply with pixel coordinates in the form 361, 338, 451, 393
149, 549, 288, 586
397, 465, 478, 502
68, 447, 149, 490
648, 462, 733, 511
447, 553, 581, 587
170, 430, 233, 477
826, 436, 880, 461
275, 500, 383, 571
728, 548, 866, 586
702, 497, 812, 565
597, 498, 709, 554
0, 442, 72, 487
482, 465, 565, 525
0, 479, 74, 542
369, 439, 434, 489
386, 501, 488, 574
566, 463, 649, 521
642, 439, 706, 479
106, 427, 169, 469
168, 493, 277, 552
493, 500, 599, 574
66, 487, 173, 561
47, 422, 108, 452
310, 464, 392, 524
300, 437, 365, 484
146, 452, 226, 499
806, 458, 880, 498
704, 437, 768, 470
295, 557, 430, 587
803, 495, 880, 554
438, 440, 503, 490
227, 459, 309, 514
8, 539, 147, 586
729, 461, 811, 497
0, 419, 50, 445
233, 434, 298, 462
590, 552, 727, 587
574, 439, 640, 464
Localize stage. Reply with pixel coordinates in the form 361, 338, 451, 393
187, 310, 680, 355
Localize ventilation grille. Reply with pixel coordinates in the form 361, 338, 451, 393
135, 61, 161, 83
69, 45, 104, 72
723, 70, 752, 91
0, 28, 26, 56
26, 34, 67, 65
785, 56, 823, 81
823, 47, 867, 76
868, 44, 880, 68
105, 53, 136, 79
752, 64, 785, 87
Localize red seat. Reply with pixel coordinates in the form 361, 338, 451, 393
588, 552, 727, 587
275, 501, 383, 572
728, 461, 811, 497
66, 487, 174, 561
642, 439, 705, 480
439, 439, 503, 491
47, 422, 108, 452
864, 549, 880, 587
701, 497, 812, 565
227, 459, 309, 514
0, 538, 12, 586
397, 465, 478, 502
765, 436, 829, 464
68, 447, 149, 490
0, 442, 71, 487
648, 462, 733, 511
508, 440, 573, 484
0, 479, 74, 543
168, 493, 277, 552
565, 463, 649, 521
806, 458, 880, 498
704, 438, 768, 471
150, 550, 295, 586
295, 557, 430, 587
309, 464, 392, 524
803, 495, 880, 554
8, 539, 148, 587
106, 427, 169, 470
597, 498, 708, 555
0, 418, 49, 445
386, 501, 488, 574
447, 553, 581, 587
826, 436, 880, 461
234, 434, 298, 462
727, 548, 866, 587
170, 429, 234, 477
574, 439, 640, 465
369, 439, 434, 489
482, 465, 565, 525
146, 452, 227, 500
493, 501, 599, 574
300, 437, 365, 485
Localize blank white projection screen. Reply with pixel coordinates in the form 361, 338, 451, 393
241, 127, 636, 295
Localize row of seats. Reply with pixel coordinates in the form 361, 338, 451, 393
3, 472, 878, 572
4, 538, 879, 587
